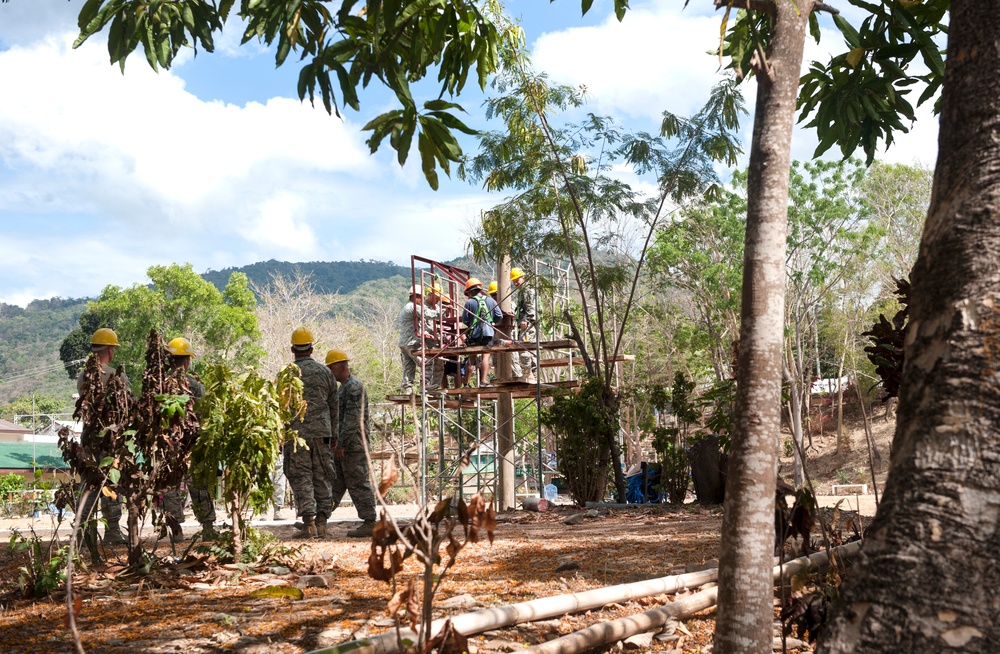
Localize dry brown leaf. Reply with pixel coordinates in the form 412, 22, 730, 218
386, 581, 412, 617
63, 594, 83, 629
484, 505, 497, 544
378, 457, 399, 497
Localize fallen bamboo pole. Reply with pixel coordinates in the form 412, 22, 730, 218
307, 567, 720, 654
525, 540, 863, 654
308, 541, 862, 654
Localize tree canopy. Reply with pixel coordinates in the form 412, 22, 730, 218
59, 263, 261, 384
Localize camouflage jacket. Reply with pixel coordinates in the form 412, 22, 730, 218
289, 356, 338, 440
186, 373, 205, 402
516, 284, 537, 327
76, 362, 130, 394
338, 375, 371, 452
398, 301, 439, 348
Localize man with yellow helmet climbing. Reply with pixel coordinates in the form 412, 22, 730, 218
397, 284, 443, 394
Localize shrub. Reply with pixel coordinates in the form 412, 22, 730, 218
542, 376, 616, 505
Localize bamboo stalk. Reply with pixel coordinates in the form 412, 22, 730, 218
525, 541, 862, 654
306, 568, 720, 654
307, 541, 862, 654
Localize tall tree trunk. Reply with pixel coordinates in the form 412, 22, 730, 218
714, 1, 812, 652
820, 3, 1000, 651
836, 349, 848, 455
231, 499, 243, 562
127, 497, 142, 568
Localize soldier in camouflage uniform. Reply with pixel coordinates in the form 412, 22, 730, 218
161, 337, 217, 543
285, 327, 338, 538
398, 285, 444, 393
326, 349, 377, 538
509, 268, 538, 384
75, 327, 128, 546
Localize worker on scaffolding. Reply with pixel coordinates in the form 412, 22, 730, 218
398, 284, 443, 394
510, 267, 538, 384
460, 277, 503, 387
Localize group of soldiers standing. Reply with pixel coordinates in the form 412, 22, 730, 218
397, 266, 538, 393
286, 327, 376, 539
74, 325, 378, 544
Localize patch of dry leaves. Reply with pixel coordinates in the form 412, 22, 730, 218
0, 506, 739, 653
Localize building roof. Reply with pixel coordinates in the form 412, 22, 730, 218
0, 442, 69, 470
0, 418, 31, 434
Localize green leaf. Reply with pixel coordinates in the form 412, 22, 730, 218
99, 456, 114, 468
108, 468, 121, 484
418, 131, 440, 190
832, 14, 862, 49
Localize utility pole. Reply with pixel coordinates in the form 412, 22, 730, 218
496, 255, 516, 511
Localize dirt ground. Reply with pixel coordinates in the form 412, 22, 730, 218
0, 505, 728, 654
0, 410, 893, 654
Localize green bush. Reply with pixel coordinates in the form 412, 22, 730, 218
543, 377, 616, 505
7, 530, 72, 598
655, 436, 689, 504
0, 472, 26, 494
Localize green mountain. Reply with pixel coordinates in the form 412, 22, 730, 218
201, 259, 412, 296
0, 298, 87, 408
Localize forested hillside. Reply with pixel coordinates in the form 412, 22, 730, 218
201, 259, 412, 296
0, 298, 86, 408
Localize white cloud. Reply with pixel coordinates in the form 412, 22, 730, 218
533, 1, 939, 168
533, 1, 726, 123
247, 194, 319, 255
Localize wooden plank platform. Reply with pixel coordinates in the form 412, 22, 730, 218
383, 394, 480, 409
384, 380, 581, 404
422, 339, 577, 357
538, 354, 635, 368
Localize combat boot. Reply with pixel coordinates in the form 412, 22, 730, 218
346, 520, 375, 539
301, 514, 317, 538
103, 525, 127, 546
200, 523, 218, 540
314, 514, 329, 539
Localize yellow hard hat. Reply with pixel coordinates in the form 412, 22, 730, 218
488, 281, 498, 295
291, 327, 314, 346
429, 282, 450, 303
325, 349, 349, 365
91, 328, 120, 346
510, 268, 525, 282
166, 337, 195, 357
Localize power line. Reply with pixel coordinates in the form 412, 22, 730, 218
0, 360, 84, 386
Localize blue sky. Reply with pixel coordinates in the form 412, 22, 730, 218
0, 0, 939, 306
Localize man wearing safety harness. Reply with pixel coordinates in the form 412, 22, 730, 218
461, 277, 502, 387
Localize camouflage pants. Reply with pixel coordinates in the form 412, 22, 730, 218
163, 475, 216, 525
77, 482, 122, 529
510, 325, 538, 379
284, 438, 334, 518
400, 345, 444, 392
272, 451, 286, 511
331, 451, 377, 521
